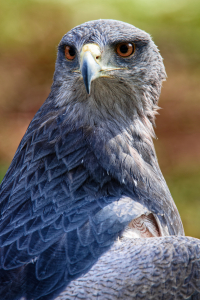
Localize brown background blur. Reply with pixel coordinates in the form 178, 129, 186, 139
0, 0, 200, 237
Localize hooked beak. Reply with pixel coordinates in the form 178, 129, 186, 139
80, 44, 101, 95
80, 43, 124, 94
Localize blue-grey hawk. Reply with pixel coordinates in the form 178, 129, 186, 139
1, 19, 199, 300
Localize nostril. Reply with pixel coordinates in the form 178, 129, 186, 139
96, 56, 100, 60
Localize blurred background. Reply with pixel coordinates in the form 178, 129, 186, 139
0, 0, 200, 237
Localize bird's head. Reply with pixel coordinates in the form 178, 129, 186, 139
52, 20, 166, 131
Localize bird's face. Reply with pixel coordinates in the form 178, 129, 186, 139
53, 20, 166, 128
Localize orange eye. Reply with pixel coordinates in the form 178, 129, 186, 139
65, 45, 76, 60
116, 42, 135, 57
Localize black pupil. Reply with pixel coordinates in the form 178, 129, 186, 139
120, 44, 128, 53
69, 47, 75, 57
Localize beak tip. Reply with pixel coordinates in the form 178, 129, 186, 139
86, 85, 90, 95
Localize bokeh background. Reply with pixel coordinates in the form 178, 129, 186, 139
0, 0, 200, 237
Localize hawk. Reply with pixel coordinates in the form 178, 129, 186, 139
0, 19, 187, 300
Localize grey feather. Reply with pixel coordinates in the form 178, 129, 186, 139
57, 236, 200, 300
0, 19, 195, 300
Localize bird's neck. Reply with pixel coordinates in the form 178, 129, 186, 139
49, 79, 164, 183
52, 76, 158, 138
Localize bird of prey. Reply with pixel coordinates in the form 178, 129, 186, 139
1, 19, 199, 300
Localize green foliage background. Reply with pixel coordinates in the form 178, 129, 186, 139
0, 0, 200, 237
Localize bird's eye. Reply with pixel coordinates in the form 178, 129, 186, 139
65, 45, 76, 60
116, 42, 135, 57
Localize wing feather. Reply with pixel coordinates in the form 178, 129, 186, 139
0, 112, 148, 299
0, 106, 183, 299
